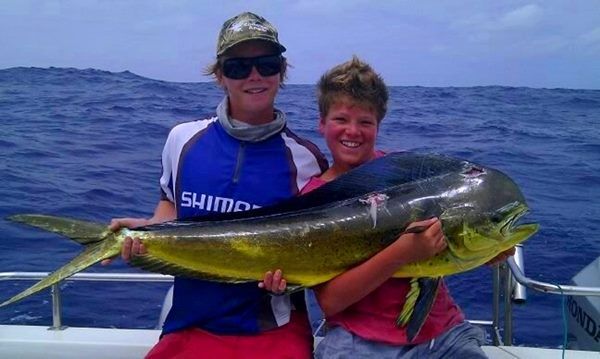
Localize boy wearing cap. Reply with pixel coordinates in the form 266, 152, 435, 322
109, 12, 327, 358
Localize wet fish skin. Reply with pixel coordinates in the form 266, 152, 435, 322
2, 153, 538, 314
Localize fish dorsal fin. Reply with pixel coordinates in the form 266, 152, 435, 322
129, 254, 252, 283
153, 152, 468, 227
314, 151, 462, 196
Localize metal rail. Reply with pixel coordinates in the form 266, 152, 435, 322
496, 245, 600, 345
507, 258, 600, 296
0, 272, 173, 282
0, 272, 172, 330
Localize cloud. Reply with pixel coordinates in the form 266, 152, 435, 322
133, 14, 196, 33
290, 0, 370, 14
524, 35, 568, 55
492, 4, 543, 31
580, 27, 600, 45
1, 1, 599, 88
454, 4, 543, 34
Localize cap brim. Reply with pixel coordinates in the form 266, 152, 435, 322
218, 37, 286, 56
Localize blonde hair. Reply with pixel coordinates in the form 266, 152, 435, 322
317, 56, 388, 122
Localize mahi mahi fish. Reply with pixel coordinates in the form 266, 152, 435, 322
3, 152, 538, 340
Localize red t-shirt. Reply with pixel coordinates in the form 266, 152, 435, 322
301, 152, 464, 345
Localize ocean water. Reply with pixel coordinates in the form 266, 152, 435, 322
1, 67, 599, 348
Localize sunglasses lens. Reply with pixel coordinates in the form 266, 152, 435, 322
222, 55, 282, 79
222, 58, 253, 80
255, 56, 282, 77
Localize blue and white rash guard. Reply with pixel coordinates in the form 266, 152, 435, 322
158, 113, 327, 335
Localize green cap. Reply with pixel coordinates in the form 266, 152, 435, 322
216, 12, 286, 56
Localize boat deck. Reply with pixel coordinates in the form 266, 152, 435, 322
2, 325, 598, 359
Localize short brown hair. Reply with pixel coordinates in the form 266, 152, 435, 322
317, 56, 388, 122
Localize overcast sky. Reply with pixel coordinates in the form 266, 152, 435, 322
1, 1, 599, 89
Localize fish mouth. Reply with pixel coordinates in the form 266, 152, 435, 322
446, 201, 537, 266
497, 202, 530, 236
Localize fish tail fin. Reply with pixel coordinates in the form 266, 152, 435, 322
7, 214, 109, 245
0, 238, 121, 308
396, 277, 441, 342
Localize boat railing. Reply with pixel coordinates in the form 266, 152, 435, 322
495, 244, 600, 346
0, 272, 173, 330
2, 244, 600, 346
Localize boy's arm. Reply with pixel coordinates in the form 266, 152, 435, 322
110, 200, 176, 230
315, 217, 446, 317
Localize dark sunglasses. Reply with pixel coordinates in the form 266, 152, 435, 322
222, 55, 283, 80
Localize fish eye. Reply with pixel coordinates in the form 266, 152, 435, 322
490, 213, 503, 223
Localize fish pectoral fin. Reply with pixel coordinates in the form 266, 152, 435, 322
0, 240, 119, 308
7, 214, 108, 245
460, 223, 497, 253
397, 278, 420, 327
129, 254, 252, 283
397, 277, 441, 342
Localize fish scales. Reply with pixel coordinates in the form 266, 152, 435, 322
131, 198, 403, 286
